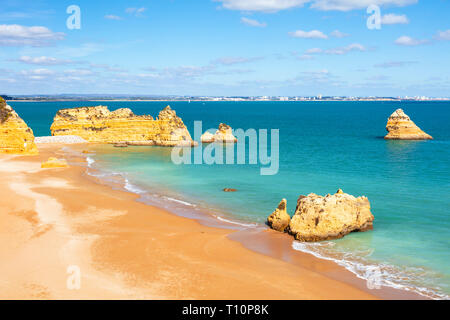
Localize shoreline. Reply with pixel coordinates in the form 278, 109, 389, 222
0, 144, 425, 299
76, 145, 427, 300
7, 99, 450, 103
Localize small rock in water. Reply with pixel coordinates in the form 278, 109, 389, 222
223, 188, 237, 192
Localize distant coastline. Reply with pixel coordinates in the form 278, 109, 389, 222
4, 97, 450, 103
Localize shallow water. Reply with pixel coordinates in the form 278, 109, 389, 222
11, 100, 450, 299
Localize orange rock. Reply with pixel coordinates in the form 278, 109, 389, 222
41, 157, 69, 168
267, 199, 291, 232
385, 109, 433, 140
201, 123, 237, 144
0, 97, 38, 155
50, 105, 195, 147
288, 190, 374, 242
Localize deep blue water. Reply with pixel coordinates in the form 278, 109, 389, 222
10, 100, 450, 298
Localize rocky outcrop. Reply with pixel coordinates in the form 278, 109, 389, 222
41, 157, 69, 168
0, 97, 38, 155
201, 132, 215, 143
385, 109, 433, 140
201, 123, 237, 143
267, 199, 291, 232
289, 190, 374, 242
214, 123, 237, 143
50, 105, 195, 147
267, 190, 374, 242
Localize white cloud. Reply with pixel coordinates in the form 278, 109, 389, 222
0, 24, 65, 46
240, 17, 267, 27
305, 47, 323, 54
296, 69, 333, 82
381, 14, 409, 25
298, 54, 314, 60
324, 43, 366, 54
18, 56, 74, 65
126, 7, 147, 17
374, 61, 417, 68
435, 30, 450, 41
289, 30, 328, 39
330, 30, 349, 38
395, 36, 428, 46
20, 68, 55, 80
216, 0, 308, 12
105, 15, 122, 20
212, 56, 263, 65
216, 0, 417, 12
310, 0, 417, 11
301, 43, 366, 59
64, 69, 93, 76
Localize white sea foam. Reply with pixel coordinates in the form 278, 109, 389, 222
215, 216, 258, 228
164, 196, 195, 207
124, 178, 147, 194
86, 156, 95, 167
292, 241, 449, 300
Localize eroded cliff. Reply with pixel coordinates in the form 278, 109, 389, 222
50, 105, 195, 146
0, 97, 38, 155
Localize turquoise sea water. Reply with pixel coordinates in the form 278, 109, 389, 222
10, 101, 450, 299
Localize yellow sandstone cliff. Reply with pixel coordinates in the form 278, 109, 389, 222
0, 97, 38, 155
385, 109, 433, 140
50, 105, 195, 146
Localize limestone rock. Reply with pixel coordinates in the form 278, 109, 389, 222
50, 105, 195, 147
267, 199, 291, 232
214, 123, 237, 143
288, 190, 374, 242
0, 97, 38, 155
202, 123, 237, 144
385, 109, 433, 140
201, 132, 215, 143
41, 157, 69, 168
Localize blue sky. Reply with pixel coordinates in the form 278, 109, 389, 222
0, 0, 449, 96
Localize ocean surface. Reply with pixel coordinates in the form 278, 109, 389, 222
10, 100, 450, 299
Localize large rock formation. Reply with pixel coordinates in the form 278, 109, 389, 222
385, 109, 433, 140
267, 190, 374, 242
0, 97, 38, 155
50, 105, 195, 147
289, 190, 374, 242
201, 123, 237, 143
267, 199, 291, 232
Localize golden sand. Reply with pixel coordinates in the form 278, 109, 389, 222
0, 145, 419, 300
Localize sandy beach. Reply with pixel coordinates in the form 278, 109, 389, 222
0, 144, 423, 300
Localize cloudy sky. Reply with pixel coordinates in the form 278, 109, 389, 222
0, 0, 449, 96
